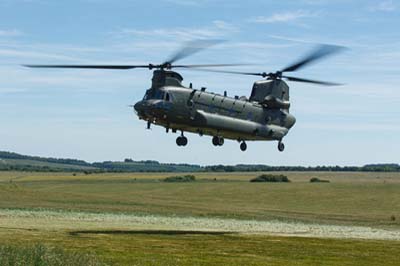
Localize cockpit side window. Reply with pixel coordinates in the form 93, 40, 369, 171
143, 89, 151, 100
153, 90, 164, 100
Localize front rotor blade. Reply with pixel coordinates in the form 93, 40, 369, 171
283, 75, 342, 86
281, 44, 345, 73
173, 63, 251, 68
165, 39, 224, 65
24, 65, 151, 69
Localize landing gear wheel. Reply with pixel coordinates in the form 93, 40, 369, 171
181, 136, 188, 146
212, 136, 224, 146
240, 142, 247, 152
212, 136, 219, 146
176, 136, 188, 147
278, 141, 285, 152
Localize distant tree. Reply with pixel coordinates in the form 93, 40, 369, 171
250, 174, 290, 183
310, 177, 330, 183
163, 175, 196, 182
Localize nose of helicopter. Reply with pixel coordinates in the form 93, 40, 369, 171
133, 100, 161, 112
134, 100, 171, 119
133, 101, 144, 114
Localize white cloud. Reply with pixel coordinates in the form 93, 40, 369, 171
0, 29, 22, 37
0, 48, 82, 61
370, 1, 396, 12
0, 87, 27, 94
268, 34, 317, 44
300, 122, 400, 132
114, 20, 238, 41
119, 28, 220, 40
163, 0, 204, 6
249, 10, 318, 24
212, 20, 238, 32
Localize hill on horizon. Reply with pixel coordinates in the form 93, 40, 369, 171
0, 151, 399, 173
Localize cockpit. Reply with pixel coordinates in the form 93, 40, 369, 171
143, 89, 172, 102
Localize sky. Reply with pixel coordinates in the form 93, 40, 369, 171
0, 0, 399, 165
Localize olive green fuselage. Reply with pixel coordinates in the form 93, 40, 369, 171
134, 70, 296, 142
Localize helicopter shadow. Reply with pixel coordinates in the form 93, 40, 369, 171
68, 229, 233, 236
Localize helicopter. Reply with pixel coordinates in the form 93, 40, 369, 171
25, 41, 344, 152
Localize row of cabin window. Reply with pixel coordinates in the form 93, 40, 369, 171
193, 93, 284, 123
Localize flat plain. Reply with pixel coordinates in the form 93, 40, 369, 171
0, 171, 399, 265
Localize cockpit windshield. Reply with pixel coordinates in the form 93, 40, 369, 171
143, 89, 170, 101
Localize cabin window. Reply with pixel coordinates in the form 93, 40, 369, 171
154, 90, 165, 100
165, 93, 170, 102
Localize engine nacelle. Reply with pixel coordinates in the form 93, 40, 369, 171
250, 79, 290, 109
262, 95, 291, 109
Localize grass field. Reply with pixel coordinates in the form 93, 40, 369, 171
0, 171, 399, 265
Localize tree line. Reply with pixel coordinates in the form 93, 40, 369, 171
1, 151, 399, 173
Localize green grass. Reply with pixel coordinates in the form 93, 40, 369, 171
0, 230, 399, 266
0, 171, 399, 226
0, 244, 104, 266
0, 171, 400, 265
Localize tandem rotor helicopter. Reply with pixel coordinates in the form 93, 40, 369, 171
25, 40, 344, 152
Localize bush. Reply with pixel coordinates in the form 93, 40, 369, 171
163, 175, 196, 182
310, 177, 330, 183
0, 244, 104, 266
250, 174, 290, 183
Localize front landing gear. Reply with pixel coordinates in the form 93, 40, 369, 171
278, 141, 285, 152
176, 132, 188, 147
212, 136, 224, 146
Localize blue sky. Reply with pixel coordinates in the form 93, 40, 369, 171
0, 0, 399, 165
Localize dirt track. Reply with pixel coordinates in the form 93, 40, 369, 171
1, 209, 399, 241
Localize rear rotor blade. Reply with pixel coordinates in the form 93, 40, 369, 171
178, 67, 266, 76
283, 75, 342, 86
281, 44, 345, 73
24, 64, 151, 69
165, 39, 224, 65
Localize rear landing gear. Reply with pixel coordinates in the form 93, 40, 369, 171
176, 136, 188, 146
278, 141, 285, 152
176, 132, 188, 147
240, 141, 247, 152
212, 136, 224, 146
